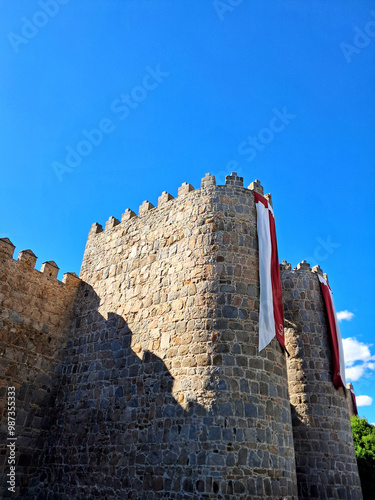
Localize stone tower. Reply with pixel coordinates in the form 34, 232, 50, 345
280, 261, 362, 500
33, 173, 297, 499
0, 173, 363, 499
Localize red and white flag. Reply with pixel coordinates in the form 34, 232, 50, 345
254, 192, 285, 351
317, 274, 346, 389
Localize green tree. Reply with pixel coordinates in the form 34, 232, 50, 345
351, 415, 375, 499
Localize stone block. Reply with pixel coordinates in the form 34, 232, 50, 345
138, 200, 155, 215
248, 179, 264, 195
62, 272, 81, 287
121, 209, 136, 222
225, 172, 243, 187
296, 260, 311, 270
18, 249, 37, 268
264, 192, 273, 207
41, 261, 59, 279
105, 216, 120, 231
0, 237, 15, 261
311, 264, 323, 277
157, 191, 174, 206
89, 222, 103, 236
280, 260, 291, 270
177, 182, 194, 196
200, 173, 216, 189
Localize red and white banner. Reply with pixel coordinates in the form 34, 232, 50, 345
318, 274, 346, 389
254, 192, 285, 351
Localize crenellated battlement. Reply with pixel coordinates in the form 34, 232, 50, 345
0, 237, 80, 286
87, 172, 264, 241
0, 236, 81, 341
280, 258, 330, 285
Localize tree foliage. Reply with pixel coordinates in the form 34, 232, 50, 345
351, 415, 375, 499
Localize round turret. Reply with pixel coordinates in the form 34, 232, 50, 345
280, 262, 362, 500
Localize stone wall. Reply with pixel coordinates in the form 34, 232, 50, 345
0, 239, 80, 497
346, 383, 357, 418
280, 261, 362, 500
34, 174, 297, 499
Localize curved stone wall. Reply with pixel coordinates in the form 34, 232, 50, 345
281, 262, 362, 500
33, 174, 297, 499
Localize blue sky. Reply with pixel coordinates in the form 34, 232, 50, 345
1, 1, 375, 420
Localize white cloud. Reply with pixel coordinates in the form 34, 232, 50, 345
343, 337, 375, 382
356, 395, 373, 407
343, 337, 374, 366
345, 364, 366, 381
337, 310, 354, 322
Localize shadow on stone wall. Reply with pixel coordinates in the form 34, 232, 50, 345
1, 324, 77, 498
289, 401, 362, 500
27, 284, 241, 500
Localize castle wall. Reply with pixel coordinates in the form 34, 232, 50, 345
346, 383, 357, 418
280, 261, 362, 500
35, 174, 297, 499
0, 240, 80, 497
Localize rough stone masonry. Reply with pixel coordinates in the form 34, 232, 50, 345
0, 173, 362, 499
